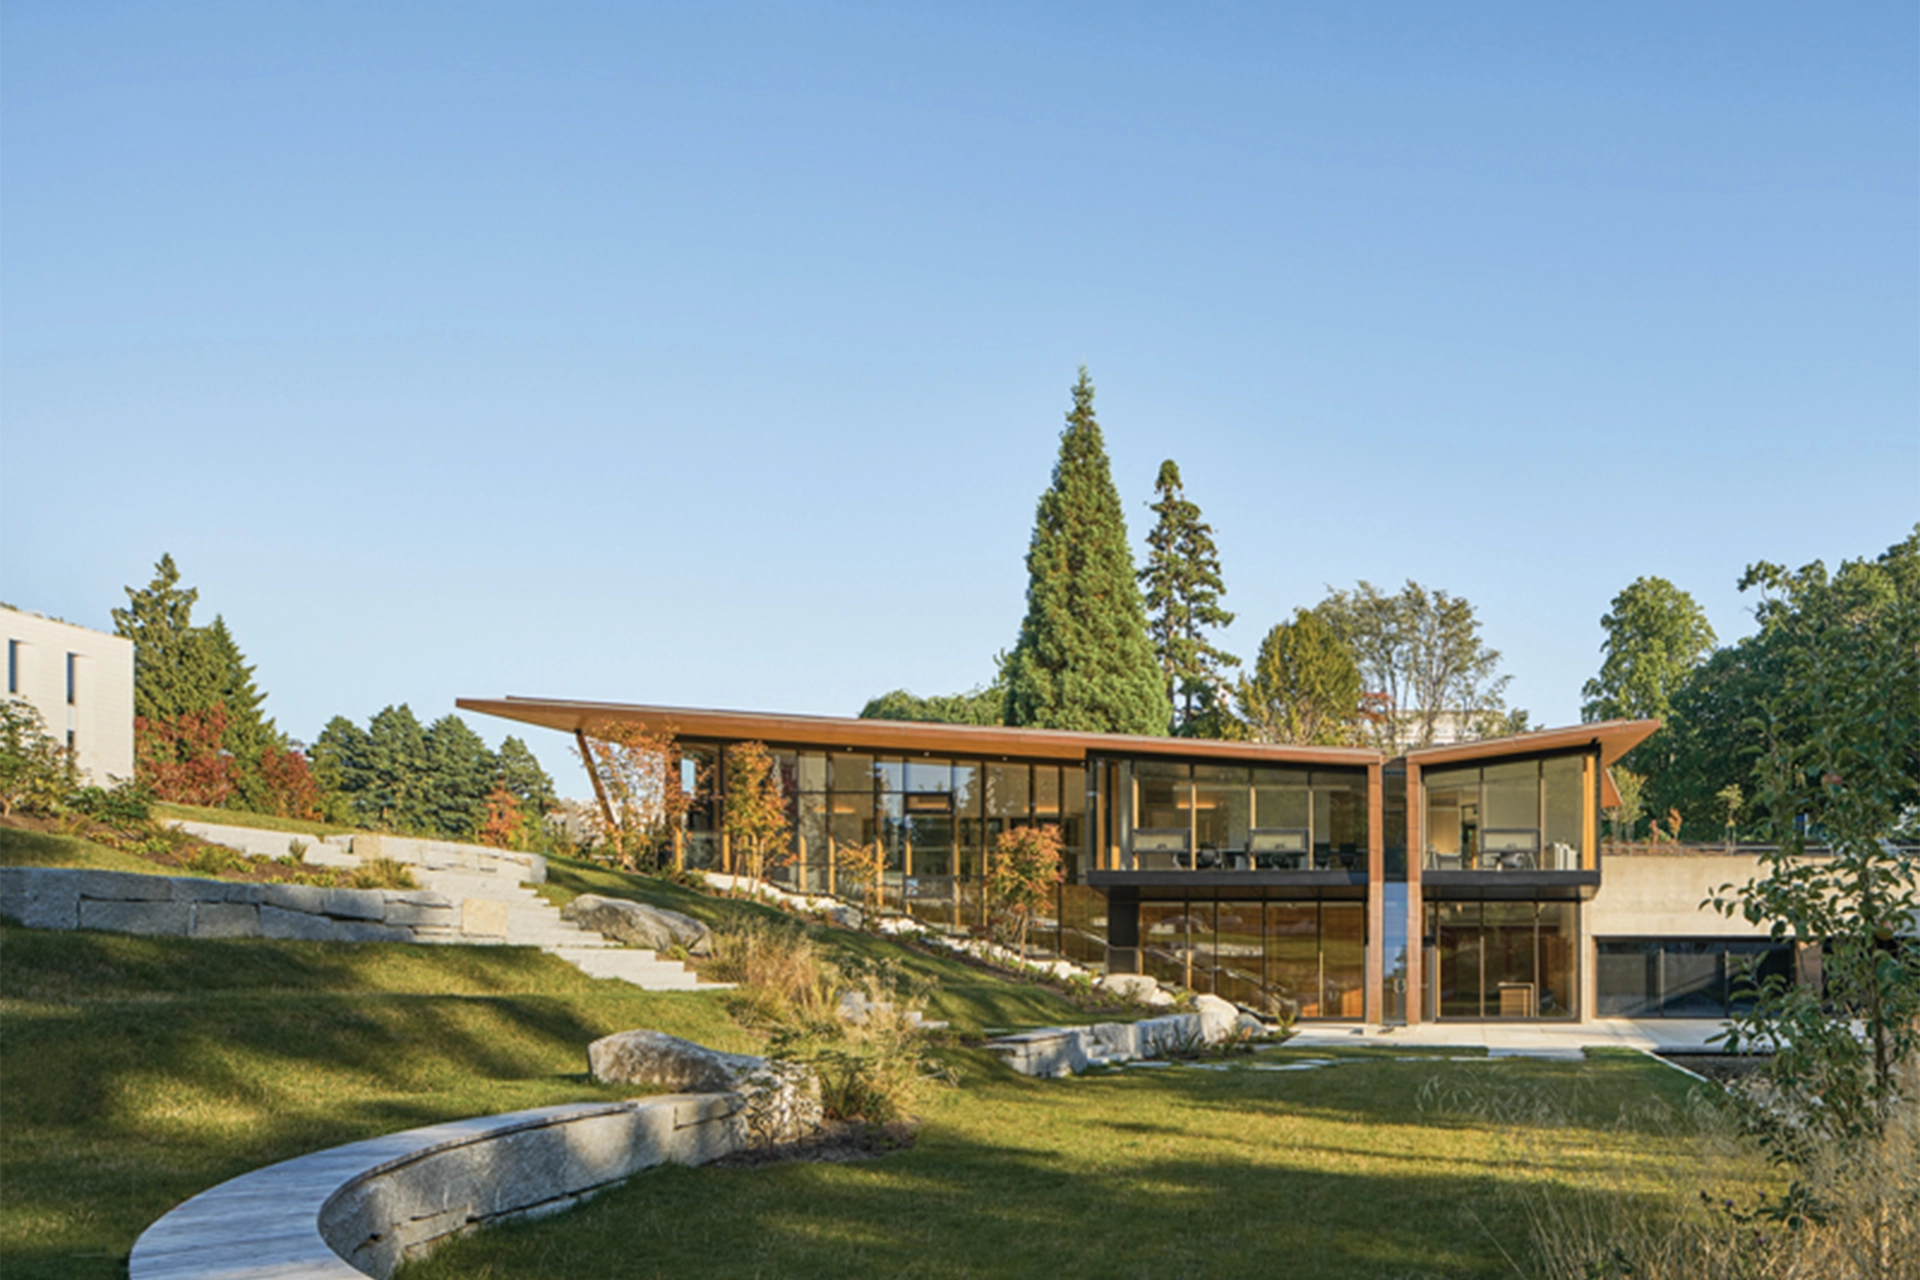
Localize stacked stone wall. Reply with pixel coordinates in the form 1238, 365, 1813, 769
0, 867, 459, 943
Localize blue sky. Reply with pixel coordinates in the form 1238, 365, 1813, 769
3, 3, 1915, 795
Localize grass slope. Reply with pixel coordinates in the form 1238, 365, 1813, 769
536, 853, 1100, 1035
0, 826, 196, 876
0, 928, 748, 1280
403, 1049, 1710, 1280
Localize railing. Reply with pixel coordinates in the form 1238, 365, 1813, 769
1120, 848, 1368, 873
1423, 842, 1582, 872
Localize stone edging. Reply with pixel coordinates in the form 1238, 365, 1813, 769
0, 866, 458, 943
130, 1092, 749, 1280
986, 997, 1253, 1077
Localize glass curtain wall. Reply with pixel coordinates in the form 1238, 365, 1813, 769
1423, 753, 1593, 871
1137, 895, 1367, 1019
775, 751, 1085, 930
1123, 764, 1367, 870
1426, 900, 1577, 1019
1596, 939, 1795, 1017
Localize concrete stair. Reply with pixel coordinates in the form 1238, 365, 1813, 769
408, 866, 724, 993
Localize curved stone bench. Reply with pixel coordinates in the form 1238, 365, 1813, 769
130, 1092, 746, 1280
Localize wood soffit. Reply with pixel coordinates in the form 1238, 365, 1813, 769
455, 697, 1382, 765
458, 697, 1660, 773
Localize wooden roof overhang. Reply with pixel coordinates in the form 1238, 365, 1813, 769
455, 696, 1384, 768
1402, 718, 1660, 808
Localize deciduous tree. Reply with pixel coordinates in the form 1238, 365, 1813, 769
1711, 527, 1920, 1168
724, 740, 792, 888
1139, 459, 1238, 735
1003, 369, 1170, 736
987, 824, 1064, 958
135, 705, 235, 807
1581, 576, 1716, 724
0, 699, 68, 817
1316, 581, 1513, 750
575, 722, 697, 869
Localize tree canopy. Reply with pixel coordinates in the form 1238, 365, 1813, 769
1003, 369, 1170, 736
1316, 580, 1513, 750
1581, 576, 1716, 723
1140, 459, 1238, 735
1235, 609, 1364, 746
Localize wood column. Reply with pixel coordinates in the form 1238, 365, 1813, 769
1365, 760, 1385, 1024
576, 729, 617, 837
1406, 761, 1424, 1025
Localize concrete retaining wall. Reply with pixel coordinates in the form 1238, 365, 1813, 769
130, 1093, 750, 1280
988, 1013, 1209, 1077
0, 867, 459, 943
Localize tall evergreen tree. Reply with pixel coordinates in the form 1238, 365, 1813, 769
1003, 369, 1170, 735
202, 614, 280, 808
112, 554, 222, 722
1235, 610, 1364, 746
362, 704, 433, 832
497, 736, 557, 816
1139, 459, 1238, 734
312, 715, 371, 825
424, 714, 496, 838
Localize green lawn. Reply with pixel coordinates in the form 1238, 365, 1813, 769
2, 857, 1731, 1280
0, 825, 201, 876
0, 928, 748, 1280
403, 1048, 1713, 1280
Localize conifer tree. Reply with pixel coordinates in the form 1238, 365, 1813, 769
1235, 610, 1364, 746
113, 555, 222, 723
1140, 459, 1238, 734
1003, 369, 1170, 735
203, 615, 279, 808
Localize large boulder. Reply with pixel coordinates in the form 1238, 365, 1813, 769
562, 894, 713, 956
1095, 972, 1175, 1009
1194, 993, 1241, 1043
588, 1029, 822, 1145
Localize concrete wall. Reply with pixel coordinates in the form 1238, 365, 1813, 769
0, 867, 461, 942
2, 606, 135, 786
1587, 854, 1777, 939
1581, 852, 1777, 1020
318, 1094, 743, 1278
130, 1094, 751, 1280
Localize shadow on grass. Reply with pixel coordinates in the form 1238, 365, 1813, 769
0, 930, 750, 1280
402, 1054, 1709, 1280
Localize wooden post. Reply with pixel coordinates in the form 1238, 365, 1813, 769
1366, 759, 1385, 1024
673, 825, 684, 873
1406, 761, 1424, 1025
576, 729, 617, 840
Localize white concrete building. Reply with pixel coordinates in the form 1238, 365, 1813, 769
3, 606, 136, 786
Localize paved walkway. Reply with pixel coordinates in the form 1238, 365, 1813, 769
1286, 1018, 1735, 1059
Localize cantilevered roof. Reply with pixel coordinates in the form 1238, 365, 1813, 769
455, 696, 1384, 766
1403, 718, 1659, 770
1405, 718, 1660, 809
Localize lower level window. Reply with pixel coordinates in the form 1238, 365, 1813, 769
1596, 939, 1793, 1018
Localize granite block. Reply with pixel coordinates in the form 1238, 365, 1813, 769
259, 905, 338, 941
80, 899, 192, 936
190, 903, 261, 938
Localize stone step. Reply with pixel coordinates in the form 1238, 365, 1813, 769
545, 946, 727, 992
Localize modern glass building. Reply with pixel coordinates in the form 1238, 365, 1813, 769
460, 696, 1783, 1024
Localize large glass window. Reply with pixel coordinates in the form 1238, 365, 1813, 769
1427, 900, 1577, 1019
1194, 766, 1251, 868
1424, 754, 1594, 871
1595, 939, 1795, 1017
830, 753, 875, 792
905, 758, 951, 794
1121, 762, 1367, 871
